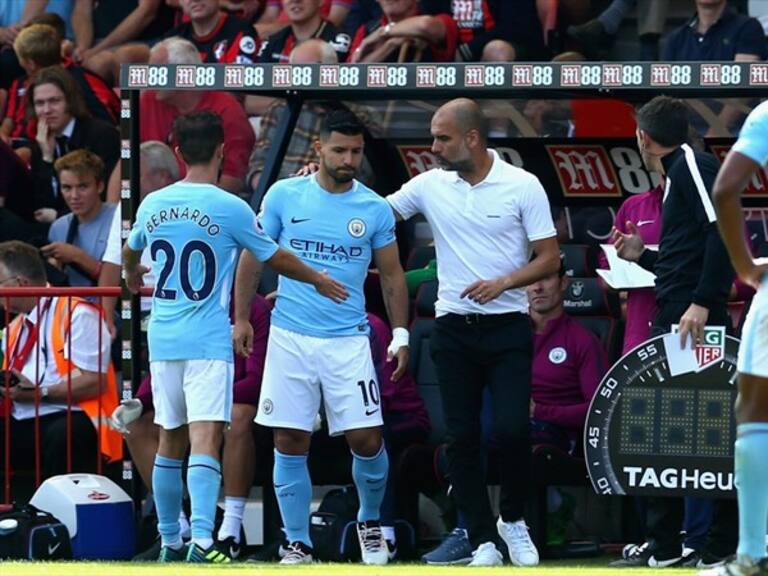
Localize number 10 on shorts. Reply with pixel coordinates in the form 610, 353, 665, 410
358, 379, 380, 416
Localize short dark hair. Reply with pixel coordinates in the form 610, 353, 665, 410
320, 109, 364, 140
454, 102, 489, 144
635, 96, 689, 148
26, 66, 89, 121
173, 111, 224, 165
0, 241, 47, 284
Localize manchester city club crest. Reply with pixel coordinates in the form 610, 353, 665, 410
347, 218, 366, 238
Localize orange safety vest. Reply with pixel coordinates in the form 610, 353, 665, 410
3, 296, 123, 463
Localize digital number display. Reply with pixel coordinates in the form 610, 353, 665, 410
618, 388, 733, 459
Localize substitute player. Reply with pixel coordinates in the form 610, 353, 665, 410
700, 102, 768, 576
124, 111, 347, 564
234, 109, 410, 565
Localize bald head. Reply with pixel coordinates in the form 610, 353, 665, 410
434, 98, 489, 144
289, 39, 338, 64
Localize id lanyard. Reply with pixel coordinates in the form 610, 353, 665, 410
8, 298, 52, 376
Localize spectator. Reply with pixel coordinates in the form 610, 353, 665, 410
342, 0, 381, 35
567, 0, 669, 61
258, 0, 355, 34
664, 0, 766, 137
1, 0, 75, 89
349, 0, 458, 63
0, 240, 121, 483
0, 138, 36, 223
26, 65, 120, 222
70, 0, 175, 85
43, 149, 116, 288
421, 0, 544, 61
166, 0, 260, 64
139, 37, 255, 197
1, 23, 119, 147
112, 294, 273, 561
257, 0, 352, 63
664, 0, 766, 62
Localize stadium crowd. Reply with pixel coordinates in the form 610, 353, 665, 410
0, 0, 766, 572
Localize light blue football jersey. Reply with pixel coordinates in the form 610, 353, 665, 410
127, 182, 278, 361
259, 175, 396, 338
733, 100, 768, 167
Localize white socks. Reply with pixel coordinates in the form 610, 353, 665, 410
217, 496, 247, 543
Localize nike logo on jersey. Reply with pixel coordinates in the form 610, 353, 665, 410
365, 409, 379, 416
48, 542, 61, 555
291, 217, 311, 224
637, 220, 655, 226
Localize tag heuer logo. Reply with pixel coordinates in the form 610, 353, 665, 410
695, 326, 725, 370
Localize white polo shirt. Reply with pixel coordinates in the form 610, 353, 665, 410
387, 149, 556, 317
4, 297, 111, 421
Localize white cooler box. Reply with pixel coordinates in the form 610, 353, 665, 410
30, 474, 135, 559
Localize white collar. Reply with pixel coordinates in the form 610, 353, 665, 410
60, 118, 76, 138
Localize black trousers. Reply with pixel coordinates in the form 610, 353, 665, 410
430, 312, 532, 547
0, 410, 98, 481
645, 300, 737, 558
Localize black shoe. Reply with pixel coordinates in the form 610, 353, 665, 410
566, 19, 613, 48
133, 537, 162, 562
611, 542, 650, 567
216, 536, 241, 560
611, 542, 683, 568
245, 539, 287, 563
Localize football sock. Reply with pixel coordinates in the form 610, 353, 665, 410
152, 455, 184, 548
179, 509, 191, 540
274, 450, 313, 547
218, 496, 247, 543
187, 453, 222, 550
735, 423, 768, 560
352, 443, 388, 522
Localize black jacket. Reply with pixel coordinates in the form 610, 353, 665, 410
638, 144, 733, 310
30, 116, 120, 216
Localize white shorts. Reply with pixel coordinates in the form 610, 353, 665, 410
256, 325, 383, 436
150, 359, 234, 429
737, 281, 768, 378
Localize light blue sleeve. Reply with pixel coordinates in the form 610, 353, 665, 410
231, 198, 279, 262
257, 183, 284, 241
732, 101, 768, 167
126, 202, 148, 251
48, 216, 68, 243
371, 200, 396, 250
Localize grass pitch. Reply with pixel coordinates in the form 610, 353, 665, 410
1, 560, 698, 576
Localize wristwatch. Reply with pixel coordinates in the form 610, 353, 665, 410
40, 387, 50, 401
382, 22, 394, 37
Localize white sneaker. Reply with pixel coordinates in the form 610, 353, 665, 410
468, 542, 503, 566
279, 541, 313, 565
497, 517, 539, 566
357, 521, 388, 565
